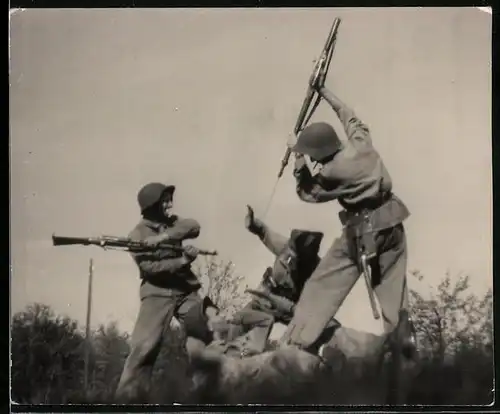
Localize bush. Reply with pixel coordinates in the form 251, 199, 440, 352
11, 303, 86, 404
10, 267, 493, 405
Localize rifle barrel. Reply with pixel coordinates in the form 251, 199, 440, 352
52, 235, 93, 246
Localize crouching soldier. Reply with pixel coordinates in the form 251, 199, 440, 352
207, 205, 340, 358
115, 182, 221, 403
279, 83, 416, 360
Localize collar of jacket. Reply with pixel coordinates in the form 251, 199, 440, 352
140, 218, 165, 232
141, 214, 179, 231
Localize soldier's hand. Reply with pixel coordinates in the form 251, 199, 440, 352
286, 132, 297, 149
183, 245, 200, 261
308, 60, 322, 90
245, 205, 263, 236
245, 205, 255, 229
294, 153, 307, 172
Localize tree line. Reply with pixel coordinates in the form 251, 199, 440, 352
10, 258, 493, 405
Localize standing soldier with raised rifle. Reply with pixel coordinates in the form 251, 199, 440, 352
278, 80, 416, 361
115, 182, 221, 403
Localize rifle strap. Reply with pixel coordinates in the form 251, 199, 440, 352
263, 93, 323, 220
262, 177, 280, 220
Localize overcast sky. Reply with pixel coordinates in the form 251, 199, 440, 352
10, 8, 492, 335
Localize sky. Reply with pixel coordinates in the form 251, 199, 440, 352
10, 8, 492, 336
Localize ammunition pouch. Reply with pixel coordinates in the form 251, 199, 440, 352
182, 296, 218, 345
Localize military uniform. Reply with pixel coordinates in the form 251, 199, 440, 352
280, 89, 411, 352
115, 183, 217, 402
210, 217, 339, 357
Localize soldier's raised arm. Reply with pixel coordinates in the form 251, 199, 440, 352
318, 86, 372, 148
245, 205, 288, 256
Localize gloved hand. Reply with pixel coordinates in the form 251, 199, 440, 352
245, 205, 264, 236
183, 245, 200, 261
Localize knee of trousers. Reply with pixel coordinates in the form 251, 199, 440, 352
127, 338, 161, 366
182, 296, 218, 345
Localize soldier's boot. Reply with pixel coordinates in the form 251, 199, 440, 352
391, 309, 418, 362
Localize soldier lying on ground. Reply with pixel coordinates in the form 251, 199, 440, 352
204, 205, 339, 358
185, 207, 418, 404
200, 206, 397, 363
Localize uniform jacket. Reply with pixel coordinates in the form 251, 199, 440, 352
294, 105, 410, 229
128, 215, 202, 298
254, 224, 321, 304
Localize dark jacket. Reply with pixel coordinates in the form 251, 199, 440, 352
128, 215, 202, 298
256, 225, 322, 303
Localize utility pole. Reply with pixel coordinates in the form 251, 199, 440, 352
84, 258, 94, 393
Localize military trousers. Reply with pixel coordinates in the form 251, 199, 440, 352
280, 223, 409, 351
223, 301, 276, 356
114, 289, 208, 403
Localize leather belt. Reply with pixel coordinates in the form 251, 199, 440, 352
339, 191, 393, 228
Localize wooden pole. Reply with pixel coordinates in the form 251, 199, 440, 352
84, 258, 94, 393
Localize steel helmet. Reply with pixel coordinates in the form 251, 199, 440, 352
292, 122, 341, 161
137, 182, 175, 213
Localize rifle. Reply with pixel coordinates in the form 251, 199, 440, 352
277, 17, 342, 178
246, 288, 295, 316
52, 234, 218, 256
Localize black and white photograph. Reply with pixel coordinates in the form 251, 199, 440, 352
9, 7, 493, 405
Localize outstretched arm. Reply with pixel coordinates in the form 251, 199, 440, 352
259, 225, 289, 256
245, 205, 288, 255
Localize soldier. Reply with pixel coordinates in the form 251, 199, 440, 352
207, 205, 340, 358
279, 83, 416, 359
115, 182, 221, 403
